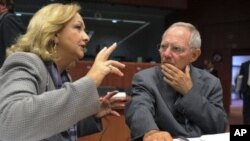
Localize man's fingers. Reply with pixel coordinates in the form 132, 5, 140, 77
185, 65, 190, 74
110, 110, 120, 117
184, 65, 191, 81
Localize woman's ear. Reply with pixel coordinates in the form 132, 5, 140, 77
190, 48, 201, 63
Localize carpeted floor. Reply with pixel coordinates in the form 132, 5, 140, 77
228, 99, 243, 125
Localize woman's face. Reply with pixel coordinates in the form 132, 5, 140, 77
56, 12, 89, 63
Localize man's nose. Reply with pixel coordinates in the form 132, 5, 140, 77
163, 46, 172, 56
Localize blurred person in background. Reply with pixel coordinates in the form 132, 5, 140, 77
238, 60, 250, 124
0, 0, 26, 67
203, 59, 218, 77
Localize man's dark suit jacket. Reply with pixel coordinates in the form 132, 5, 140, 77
239, 61, 250, 96
210, 68, 218, 77
0, 12, 26, 66
125, 65, 227, 141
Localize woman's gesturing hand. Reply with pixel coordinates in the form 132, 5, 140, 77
96, 91, 129, 118
86, 42, 125, 87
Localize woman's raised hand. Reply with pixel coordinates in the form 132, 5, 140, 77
86, 43, 125, 87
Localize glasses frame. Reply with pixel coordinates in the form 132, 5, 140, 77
157, 43, 188, 54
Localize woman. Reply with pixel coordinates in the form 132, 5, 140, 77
0, 3, 125, 141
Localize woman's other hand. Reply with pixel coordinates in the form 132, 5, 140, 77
96, 91, 120, 118
96, 91, 130, 118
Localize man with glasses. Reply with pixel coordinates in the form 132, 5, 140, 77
125, 22, 227, 141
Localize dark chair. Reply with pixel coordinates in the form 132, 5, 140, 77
97, 86, 124, 96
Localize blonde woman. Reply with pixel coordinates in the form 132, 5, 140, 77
0, 3, 125, 141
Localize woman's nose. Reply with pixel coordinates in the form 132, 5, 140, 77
82, 31, 90, 43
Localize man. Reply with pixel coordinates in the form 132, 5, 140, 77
125, 22, 227, 141
203, 59, 219, 77
238, 60, 250, 124
0, 0, 26, 67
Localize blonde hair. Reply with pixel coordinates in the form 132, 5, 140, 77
6, 3, 81, 61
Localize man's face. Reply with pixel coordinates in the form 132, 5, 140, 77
0, 3, 7, 14
159, 26, 199, 71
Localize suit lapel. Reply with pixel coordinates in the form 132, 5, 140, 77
156, 67, 178, 114
189, 65, 203, 89
156, 65, 203, 111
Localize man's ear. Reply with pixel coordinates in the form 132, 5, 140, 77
190, 48, 201, 63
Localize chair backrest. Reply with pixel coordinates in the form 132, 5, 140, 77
97, 86, 124, 96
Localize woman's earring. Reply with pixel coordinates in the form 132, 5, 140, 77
53, 36, 58, 54
53, 43, 57, 54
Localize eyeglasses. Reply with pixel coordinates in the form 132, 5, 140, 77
158, 44, 187, 54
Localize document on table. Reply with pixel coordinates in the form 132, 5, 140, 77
174, 132, 229, 141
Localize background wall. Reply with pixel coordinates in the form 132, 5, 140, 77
185, 0, 250, 113
81, 3, 169, 62
14, 0, 173, 62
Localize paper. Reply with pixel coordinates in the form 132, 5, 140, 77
198, 132, 229, 141
174, 132, 229, 141
174, 137, 200, 141
111, 92, 126, 100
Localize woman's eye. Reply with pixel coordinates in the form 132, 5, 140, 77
75, 25, 82, 30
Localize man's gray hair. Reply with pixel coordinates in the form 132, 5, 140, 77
168, 22, 201, 49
